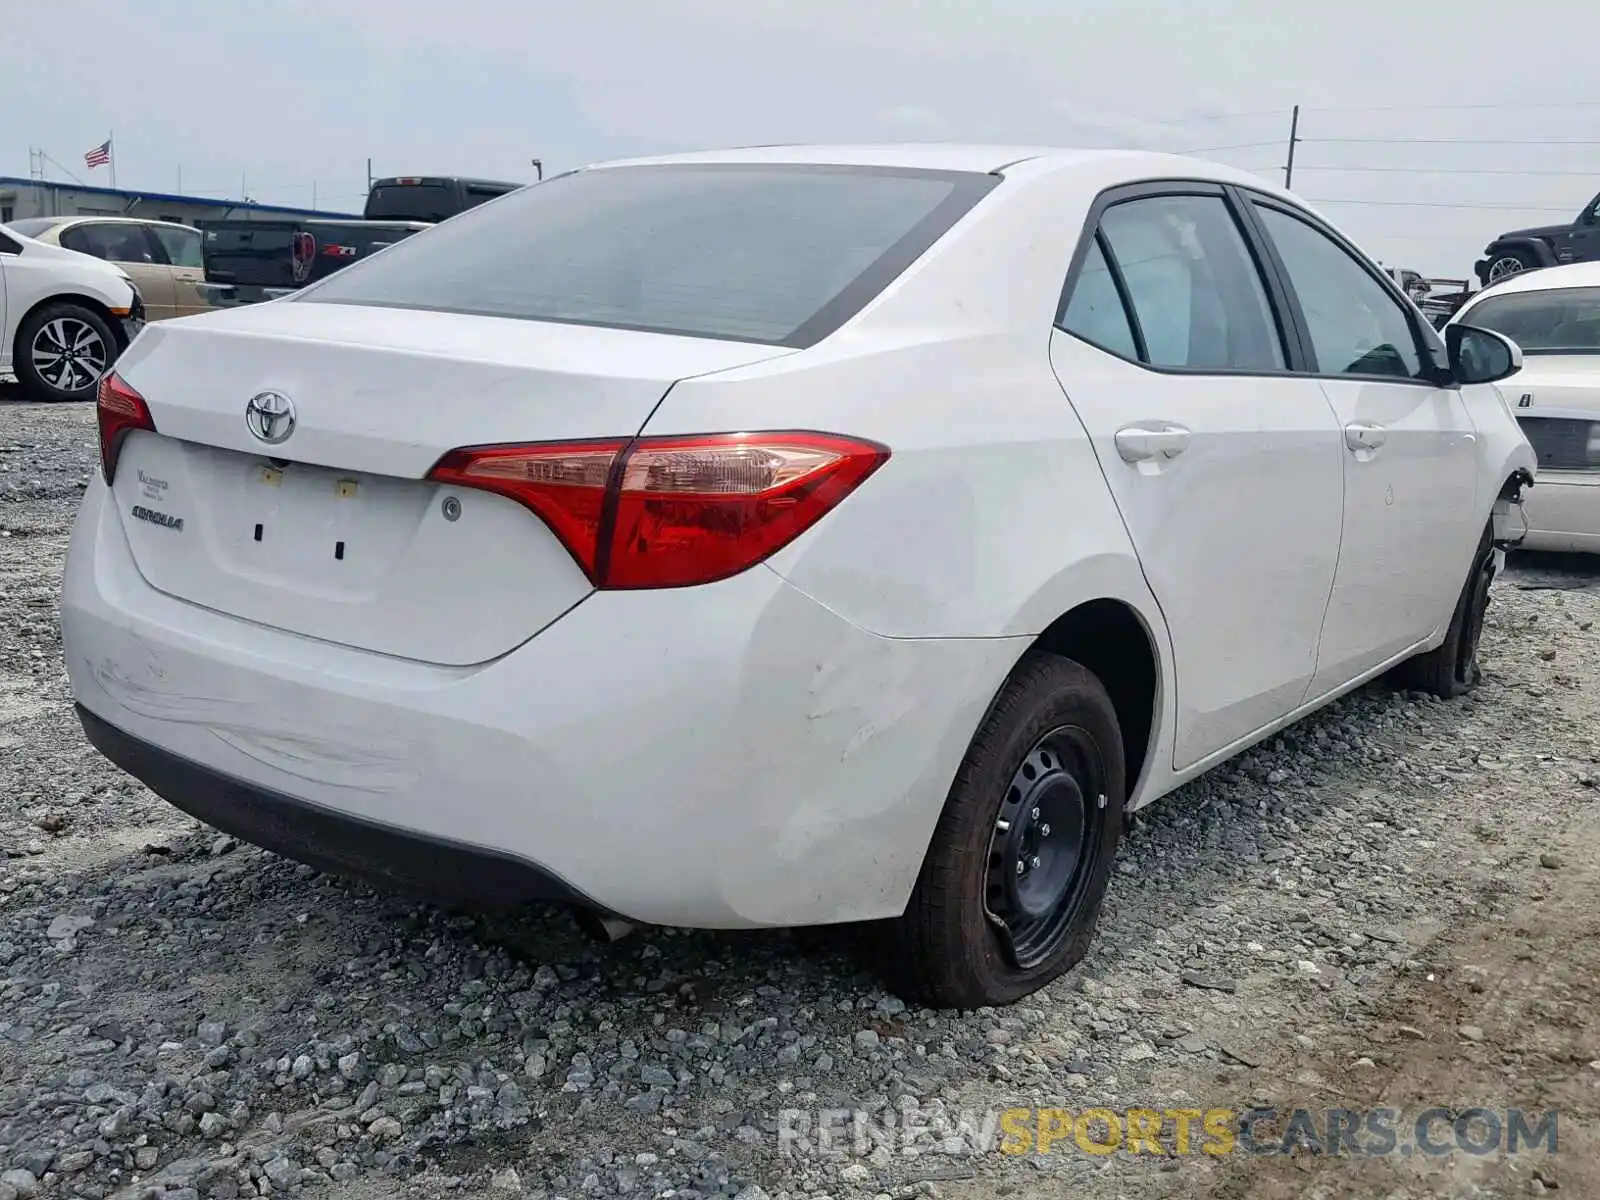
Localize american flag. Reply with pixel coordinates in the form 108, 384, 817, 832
84, 140, 112, 169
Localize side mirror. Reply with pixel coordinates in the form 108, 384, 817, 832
1447, 323, 1522, 386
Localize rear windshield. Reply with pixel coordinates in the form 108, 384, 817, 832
1465, 286, 1600, 354
306, 163, 999, 347
6, 218, 58, 238
365, 184, 457, 222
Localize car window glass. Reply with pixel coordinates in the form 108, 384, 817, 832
1098, 195, 1285, 371
1255, 205, 1423, 379
1057, 237, 1138, 358
1462, 286, 1600, 353
309, 164, 996, 347
151, 225, 204, 268
61, 224, 156, 264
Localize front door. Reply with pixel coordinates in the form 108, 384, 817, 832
1050, 187, 1345, 770
1566, 194, 1600, 265
1247, 200, 1483, 694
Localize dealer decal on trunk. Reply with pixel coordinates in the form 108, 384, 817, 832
131, 505, 184, 532
136, 469, 170, 502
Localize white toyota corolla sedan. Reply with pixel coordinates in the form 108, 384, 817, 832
1447, 261, 1600, 553
62, 144, 1536, 1008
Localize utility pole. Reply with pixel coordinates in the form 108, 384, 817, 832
366, 158, 373, 191
531, 158, 543, 181
1283, 105, 1300, 190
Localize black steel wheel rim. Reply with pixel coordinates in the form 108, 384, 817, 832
984, 724, 1108, 971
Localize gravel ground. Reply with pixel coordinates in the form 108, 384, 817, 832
3, 394, 1598, 1200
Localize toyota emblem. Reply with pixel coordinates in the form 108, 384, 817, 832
245, 391, 297, 445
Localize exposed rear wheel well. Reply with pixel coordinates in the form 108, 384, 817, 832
1029, 599, 1158, 797
1499, 471, 1532, 501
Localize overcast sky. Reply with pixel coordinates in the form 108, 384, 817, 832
5, 0, 1599, 277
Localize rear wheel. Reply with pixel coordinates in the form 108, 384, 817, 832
880, 654, 1125, 1008
16, 303, 117, 402
1392, 523, 1496, 698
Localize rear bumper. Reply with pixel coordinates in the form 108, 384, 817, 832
77, 703, 599, 910
62, 478, 1021, 928
1519, 472, 1600, 553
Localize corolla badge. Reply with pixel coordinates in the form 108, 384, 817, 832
245, 391, 296, 444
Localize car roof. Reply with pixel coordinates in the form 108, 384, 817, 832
586, 142, 1291, 191
1471, 261, 1600, 298
27, 215, 194, 230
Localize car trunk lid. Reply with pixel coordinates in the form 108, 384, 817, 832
108, 301, 794, 665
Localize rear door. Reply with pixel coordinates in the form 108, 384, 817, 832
61, 222, 177, 320
1049, 183, 1344, 770
1244, 197, 1481, 693
148, 224, 209, 317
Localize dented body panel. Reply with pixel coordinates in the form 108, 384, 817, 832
63, 476, 1022, 927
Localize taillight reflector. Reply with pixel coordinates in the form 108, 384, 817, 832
427, 432, 889, 589
97, 371, 155, 483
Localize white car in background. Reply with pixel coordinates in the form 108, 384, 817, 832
6, 216, 210, 323
1, 223, 145, 401
1448, 261, 1600, 553
61, 145, 1535, 1008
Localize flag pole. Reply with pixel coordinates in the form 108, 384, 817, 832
108, 132, 117, 189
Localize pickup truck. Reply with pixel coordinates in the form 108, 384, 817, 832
1475, 190, 1600, 285
197, 218, 427, 308
196, 175, 524, 307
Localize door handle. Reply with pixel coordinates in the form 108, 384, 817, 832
1114, 423, 1191, 463
1344, 422, 1387, 453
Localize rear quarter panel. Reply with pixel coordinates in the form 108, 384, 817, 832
646, 157, 1181, 804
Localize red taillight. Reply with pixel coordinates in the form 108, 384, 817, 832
97, 372, 155, 483
427, 432, 889, 589
291, 231, 317, 282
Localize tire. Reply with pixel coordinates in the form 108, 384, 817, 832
15, 302, 119, 403
879, 653, 1126, 1009
1484, 249, 1538, 284
1391, 523, 1496, 698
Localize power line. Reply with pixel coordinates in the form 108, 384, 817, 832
1305, 99, 1600, 114
1307, 197, 1573, 212
1294, 163, 1600, 177
1305, 135, 1600, 146
1126, 98, 1600, 125
1174, 140, 1286, 154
